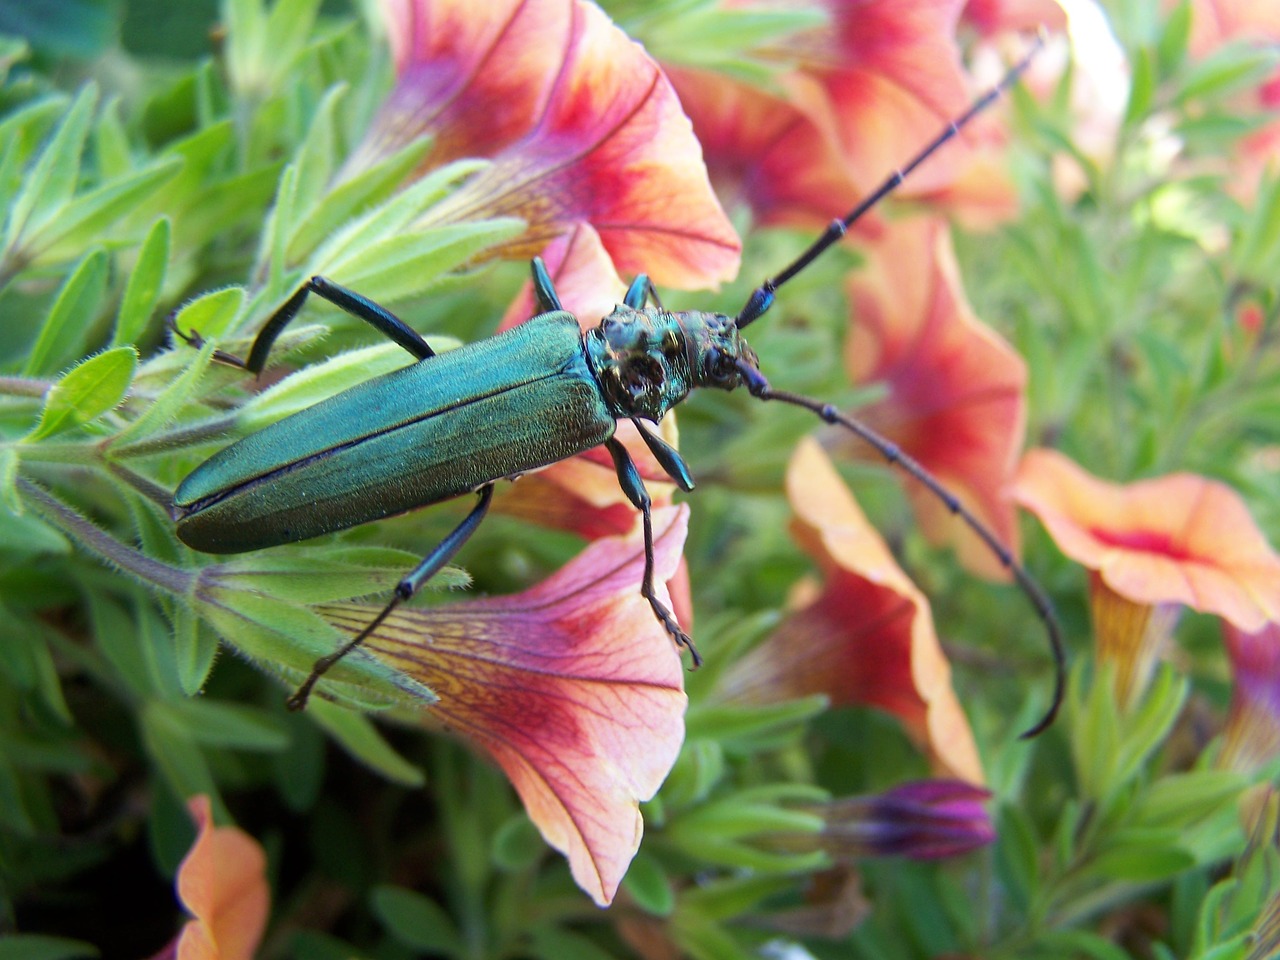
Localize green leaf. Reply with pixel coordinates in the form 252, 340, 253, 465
686, 695, 826, 748
1156, 0, 1191, 77
286, 136, 434, 264
141, 700, 219, 801
110, 337, 217, 448
23, 248, 108, 376
490, 813, 544, 871
113, 216, 170, 347
5, 84, 96, 255
172, 605, 218, 697
370, 885, 465, 955
1175, 44, 1280, 105
26, 345, 137, 440
1124, 47, 1155, 130
529, 926, 619, 960
170, 286, 247, 343
92, 97, 132, 181
26, 155, 183, 266
168, 699, 291, 752
622, 849, 675, 916
308, 699, 425, 786
0, 934, 99, 960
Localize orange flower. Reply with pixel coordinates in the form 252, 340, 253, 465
719, 439, 984, 784
772, 0, 981, 200
1015, 448, 1280, 702
664, 65, 865, 232
165, 795, 269, 960
318, 506, 690, 905
362, 0, 740, 288
962, 0, 1067, 36
841, 216, 1027, 579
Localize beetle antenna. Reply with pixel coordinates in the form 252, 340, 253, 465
736, 360, 1064, 737
737, 28, 1047, 328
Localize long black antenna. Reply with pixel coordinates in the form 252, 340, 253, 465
737, 29, 1047, 327
735, 361, 1064, 737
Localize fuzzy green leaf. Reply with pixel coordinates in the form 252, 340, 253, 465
25, 155, 183, 266
371, 885, 465, 954
0, 934, 99, 960
168, 698, 291, 752
5, 84, 95, 256
23, 248, 108, 376
622, 849, 675, 916
112, 216, 170, 348
307, 699, 425, 786
27, 345, 137, 440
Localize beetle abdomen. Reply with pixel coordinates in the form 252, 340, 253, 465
175, 313, 615, 553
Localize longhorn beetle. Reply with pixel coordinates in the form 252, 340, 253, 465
172, 33, 1065, 734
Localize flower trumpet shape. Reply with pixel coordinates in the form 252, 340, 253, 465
317, 506, 691, 906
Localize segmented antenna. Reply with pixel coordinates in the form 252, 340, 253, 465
737, 29, 1047, 327
731, 32, 1064, 736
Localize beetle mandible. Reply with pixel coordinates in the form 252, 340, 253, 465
172, 33, 1064, 733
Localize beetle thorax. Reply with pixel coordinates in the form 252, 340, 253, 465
585, 306, 758, 421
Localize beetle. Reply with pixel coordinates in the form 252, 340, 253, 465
172, 35, 1064, 732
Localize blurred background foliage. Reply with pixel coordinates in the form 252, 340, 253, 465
1, 0, 1280, 958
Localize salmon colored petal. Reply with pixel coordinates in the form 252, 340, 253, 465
1014, 449, 1280, 631
665, 65, 865, 231
319, 506, 690, 905
1181, 0, 1280, 57
962, 0, 1067, 35
775, 0, 972, 197
499, 224, 627, 333
377, 0, 740, 288
841, 216, 1026, 578
175, 796, 269, 960
719, 439, 983, 784
908, 137, 1021, 230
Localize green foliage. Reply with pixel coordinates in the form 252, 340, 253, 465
2, 0, 1280, 957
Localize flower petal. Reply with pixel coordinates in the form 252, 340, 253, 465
963, 0, 1067, 36
665, 65, 864, 231
840, 215, 1026, 578
1014, 448, 1280, 630
319, 506, 690, 905
720, 439, 984, 783
175, 796, 269, 960
370, 0, 740, 288
777, 0, 972, 197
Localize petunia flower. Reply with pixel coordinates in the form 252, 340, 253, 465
150, 795, 269, 960
962, 0, 1067, 36
766, 0, 972, 199
359, 0, 740, 289
1015, 448, 1280, 705
664, 64, 866, 232
840, 215, 1027, 580
1221, 621, 1280, 774
316, 506, 690, 906
719, 438, 984, 784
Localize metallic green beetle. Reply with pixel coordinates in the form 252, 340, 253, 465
173, 38, 1064, 731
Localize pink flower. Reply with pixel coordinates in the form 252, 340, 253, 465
317, 507, 691, 905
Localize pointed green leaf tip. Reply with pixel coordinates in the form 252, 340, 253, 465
28, 346, 137, 441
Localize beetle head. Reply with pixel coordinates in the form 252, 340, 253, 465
586, 307, 757, 421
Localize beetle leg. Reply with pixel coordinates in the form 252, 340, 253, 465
244, 277, 436, 374
622, 274, 665, 311
175, 277, 437, 375
531, 257, 564, 313
604, 438, 701, 667
630, 418, 695, 491
286, 483, 495, 711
